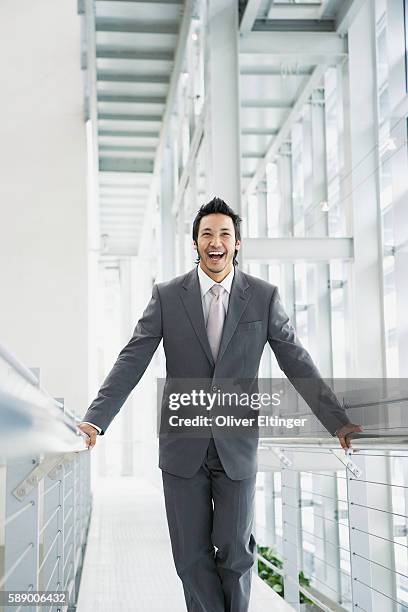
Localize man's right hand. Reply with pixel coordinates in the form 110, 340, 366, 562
77, 422, 99, 449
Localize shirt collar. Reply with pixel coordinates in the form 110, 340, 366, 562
197, 264, 235, 298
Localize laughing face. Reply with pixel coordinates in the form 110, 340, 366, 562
194, 213, 241, 281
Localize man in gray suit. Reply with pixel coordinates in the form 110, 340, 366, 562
79, 197, 361, 611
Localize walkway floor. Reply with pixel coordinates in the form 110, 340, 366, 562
76, 476, 294, 612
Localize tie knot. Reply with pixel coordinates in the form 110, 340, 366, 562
210, 284, 224, 298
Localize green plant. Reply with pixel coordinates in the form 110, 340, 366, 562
257, 545, 313, 604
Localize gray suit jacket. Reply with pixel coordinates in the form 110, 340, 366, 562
81, 266, 350, 479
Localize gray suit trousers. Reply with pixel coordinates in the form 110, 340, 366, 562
162, 437, 257, 612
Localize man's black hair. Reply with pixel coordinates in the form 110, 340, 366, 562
192, 197, 242, 265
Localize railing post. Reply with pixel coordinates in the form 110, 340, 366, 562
312, 471, 342, 602
281, 451, 300, 611
347, 452, 373, 611
62, 462, 74, 601
264, 472, 276, 547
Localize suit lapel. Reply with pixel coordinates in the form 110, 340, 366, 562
216, 268, 251, 364
180, 268, 215, 366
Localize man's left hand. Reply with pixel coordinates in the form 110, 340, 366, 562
336, 423, 363, 450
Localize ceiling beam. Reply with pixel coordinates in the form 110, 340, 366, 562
100, 209, 147, 215
99, 158, 154, 173
98, 93, 166, 104
240, 66, 313, 76
239, 31, 347, 65
100, 195, 149, 201
242, 128, 278, 136
101, 248, 139, 257
98, 112, 162, 121
253, 19, 335, 32
100, 200, 148, 205
266, 3, 330, 20
245, 64, 327, 197
241, 99, 292, 109
96, 47, 173, 61
244, 237, 353, 261
98, 129, 159, 138
100, 185, 151, 191
242, 152, 265, 159
99, 145, 156, 153
97, 71, 169, 83
101, 191, 147, 195
95, 18, 179, 34
101, 206, 148, 210
99, 181, 151, 187
100, 218, 145, 222
96, 0, 182, 3
240, 0, 263, 34
101, 204, 148, 210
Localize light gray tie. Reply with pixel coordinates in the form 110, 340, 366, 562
206, 284, 226, 360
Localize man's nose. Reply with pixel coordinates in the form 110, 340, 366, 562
210, 236, 222, 248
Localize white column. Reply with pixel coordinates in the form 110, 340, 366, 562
257, 189, 272, 377
120, 258, 134, 477
281, 456, 300, 611
343, 1, 386, 377
263, 472, 276, 546
205, 0, 242, 211
160, 145, 176, 281
185, 172, 197, 270
312, 472, 342, 601
309, 93, 333, 378
386, 0, 408, 377
177, 201, 186, 275
277, 153, 296, 323
0, 1, 88, 415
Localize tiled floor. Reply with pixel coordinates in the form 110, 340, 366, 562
76, 476, 294, 612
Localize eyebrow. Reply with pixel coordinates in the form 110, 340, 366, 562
200, 227, 232, 232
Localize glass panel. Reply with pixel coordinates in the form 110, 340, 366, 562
330, 261, 348, 377
266, 163, 281, 237
390, 453, 408, 609
375, 8, 400, 377
324, 67, 347, 237
291, 122, 305, 237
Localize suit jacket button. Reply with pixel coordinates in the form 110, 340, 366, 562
212, 385, 218, 392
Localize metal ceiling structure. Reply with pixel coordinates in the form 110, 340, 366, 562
238, 0, 355, 202
82, 0, 362, 257
83, 0, 184, 256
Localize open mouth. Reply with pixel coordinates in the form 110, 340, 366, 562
207, 251, 225, 262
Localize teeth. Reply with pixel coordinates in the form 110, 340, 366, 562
209, 252, 224, 255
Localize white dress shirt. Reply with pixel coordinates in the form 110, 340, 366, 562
197, 264, 234, 325
82, 265, 235, 436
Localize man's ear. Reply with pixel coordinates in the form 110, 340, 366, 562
193, 241, 198, 251
235, 240, 241, 251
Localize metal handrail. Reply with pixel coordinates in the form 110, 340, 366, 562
344, 395, 408, 409
0, 343, 40, 386
0, 343, 88, 457
259, 433, 408, 450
